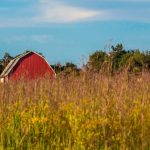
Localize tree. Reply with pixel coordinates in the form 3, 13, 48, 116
129, 50, 145, 73
51, 62, 65, 74
0, 61, 3, 74
111, 44, 127, 72
52, 62, 79, 75
144, 50, 150, 70
88, 50, 107, 72
113, 49, 146, 73
2, 52, 14, 67
63, 62, 79, 75
87, 43, 149, 74
0, 52, 14, 74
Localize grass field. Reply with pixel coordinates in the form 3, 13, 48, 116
0, 71, 150, 150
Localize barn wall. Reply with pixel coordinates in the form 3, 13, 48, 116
9, 53, 55, 80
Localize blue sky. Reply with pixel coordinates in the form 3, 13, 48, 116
0, 0, 150, 65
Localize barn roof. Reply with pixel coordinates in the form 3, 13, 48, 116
0, 51, 55, 78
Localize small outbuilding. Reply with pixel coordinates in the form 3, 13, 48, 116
0, 51, 56, 82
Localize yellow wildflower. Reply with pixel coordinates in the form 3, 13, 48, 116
40, 117, 48, 123
31, 117, 48, 124
31, 117, 39, 124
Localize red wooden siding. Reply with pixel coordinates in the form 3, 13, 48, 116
9, 52, 55, 80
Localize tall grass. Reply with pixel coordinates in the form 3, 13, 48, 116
0, 71, 150, 150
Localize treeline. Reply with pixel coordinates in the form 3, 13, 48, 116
0, 44, 150, 75
53, 43, 150, 75
87, 44, 150, 74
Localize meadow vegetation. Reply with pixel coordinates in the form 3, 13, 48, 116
0, 71, 150, 150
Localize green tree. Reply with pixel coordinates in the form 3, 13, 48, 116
119, 50, 145, 73
0, 61, 3, 74
87, 43, 150, 74
144, 50, 150, 70
2, 52, 14, 67
51, 63, 65, 74
88, 50, 107, 72
63, 62, 79, 75
0, 52, 14, 74
52, 62, 79, 75
111, 44, 127, 72
129, 50, 145, 73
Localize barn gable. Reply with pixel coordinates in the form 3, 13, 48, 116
0, 51, 55, 82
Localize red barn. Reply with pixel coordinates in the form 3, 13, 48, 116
0, 51, 56, 82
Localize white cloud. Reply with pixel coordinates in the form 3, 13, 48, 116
33, 1, 104, 23
0, 0, 150, 27
0, 0, 105, 27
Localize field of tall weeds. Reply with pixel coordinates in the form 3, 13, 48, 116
0, 71, 150, 150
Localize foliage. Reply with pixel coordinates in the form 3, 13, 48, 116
111, 44, 127, 72
0, 63, 3, 74
88, 51, 107, 72
128, 50, 145, 73
52, 62, 79, 75
87, 44, 150, 74
0, 72, 150, 149
0, 52, 14, 74
144, 50, 150, 69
